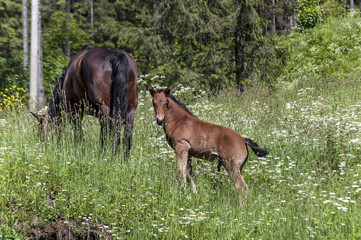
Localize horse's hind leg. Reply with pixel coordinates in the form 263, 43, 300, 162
223, 158, 248, 206
187, 157, 197, 194
99, 105, 110, 152
123, 109, 135, 158
68, 106, 83, 141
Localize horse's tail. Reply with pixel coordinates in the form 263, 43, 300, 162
109, 51, 129, 124
245, 138, 269, 157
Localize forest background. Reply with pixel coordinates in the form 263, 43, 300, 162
0, 0, 357, 101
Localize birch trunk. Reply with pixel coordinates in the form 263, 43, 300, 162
30, 0, 39, 111
37, 3, 45, 108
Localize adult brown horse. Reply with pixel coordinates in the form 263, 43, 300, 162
149, 85, 269, 206
32, 46, 138, 157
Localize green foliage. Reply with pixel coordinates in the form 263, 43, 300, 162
278, 17, 361, 85
0, 224, 25, 240
0, 0, 22, 59
0, 0, 26, 91
0, 57, 29, 91
123, 0, 237, 88
321, 0, 344, 19
42, 48, 68, 98
296, 0, 323, 28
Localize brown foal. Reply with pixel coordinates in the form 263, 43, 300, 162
149, 85, 269, 206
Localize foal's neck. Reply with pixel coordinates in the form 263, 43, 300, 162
165, 98, 191, 125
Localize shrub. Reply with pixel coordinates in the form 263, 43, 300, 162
0, 85, 28, 112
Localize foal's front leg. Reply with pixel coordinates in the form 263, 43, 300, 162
174, 141, 192, 192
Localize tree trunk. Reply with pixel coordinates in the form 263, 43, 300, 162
22, 0, 29, 67
30, 0, 39, 111
90, 0, 94, 41
65, 0, 71, 58
271, 0, 276, 31
37, 2, 45, 108
290, 14, 296, 27
30, 0, 44, 110
235, 2, 245, 92
291, 0, 298, 28
350, 0, 354, 11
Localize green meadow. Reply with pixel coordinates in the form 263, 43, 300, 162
1, 18, 361, 239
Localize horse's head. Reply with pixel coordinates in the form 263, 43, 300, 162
149, 85, 171, 126
30, 112, 49, 141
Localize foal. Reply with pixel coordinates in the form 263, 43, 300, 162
149, 85, 269, 206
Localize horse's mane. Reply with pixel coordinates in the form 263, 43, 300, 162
156, 89, 197, 118
48, 45, 92, 119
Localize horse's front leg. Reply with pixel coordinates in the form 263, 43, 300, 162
175, 141, 191, 191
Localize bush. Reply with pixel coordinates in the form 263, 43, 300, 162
0, 85, 28, 112
296, 0, 323, 29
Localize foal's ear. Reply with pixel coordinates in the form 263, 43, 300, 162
164, 85, 172, 97
148, 85, 156, 97
30, 112, 46, 123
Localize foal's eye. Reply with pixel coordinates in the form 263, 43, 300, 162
165, 102, 169, 108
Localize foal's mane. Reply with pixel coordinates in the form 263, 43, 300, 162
156, 89, 197, 118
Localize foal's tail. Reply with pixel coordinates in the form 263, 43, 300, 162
109, 51, 129, 123
245, 138, 269, 157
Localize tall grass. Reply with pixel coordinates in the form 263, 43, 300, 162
1, 76, 361, 239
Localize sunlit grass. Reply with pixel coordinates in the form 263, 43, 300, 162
0, 78, 361, 239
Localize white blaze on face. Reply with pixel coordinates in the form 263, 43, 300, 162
156, 112, 164, 121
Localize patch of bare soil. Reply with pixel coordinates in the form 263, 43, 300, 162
26, 218, 113, 240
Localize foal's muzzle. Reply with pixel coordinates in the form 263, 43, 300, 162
156, 118, 165, 125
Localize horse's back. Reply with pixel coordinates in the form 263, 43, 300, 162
217, 125, 248, 159
187, 118, 247, 160
83, 47, 138, 111
81, 47, 115, 107
62, 47, 138, 112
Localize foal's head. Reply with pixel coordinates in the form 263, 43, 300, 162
31, 112, 49, 141
149, 85, 171, 125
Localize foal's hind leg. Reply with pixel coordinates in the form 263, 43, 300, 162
187, 157, 197, 194
223, 158, 248, 206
